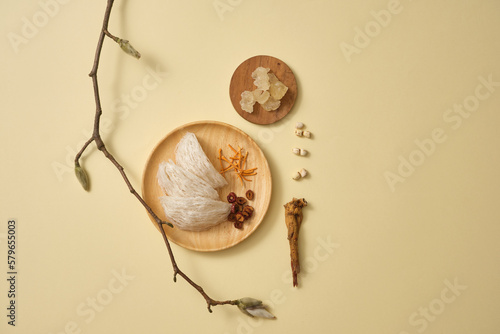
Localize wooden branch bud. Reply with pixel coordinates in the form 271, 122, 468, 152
117, 38, 141, 59
74, 164, 90, 191
237, 298, 276, 319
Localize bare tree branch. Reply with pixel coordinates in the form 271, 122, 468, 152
74, 0, 239, 313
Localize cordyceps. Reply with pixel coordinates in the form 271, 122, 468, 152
284, 198, 308, 287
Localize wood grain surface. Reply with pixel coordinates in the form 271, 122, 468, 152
141, 121, 272, 252
229, 55, 297, 125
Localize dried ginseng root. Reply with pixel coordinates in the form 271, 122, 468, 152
284, 198, 308, 287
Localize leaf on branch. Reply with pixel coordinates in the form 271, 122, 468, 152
117, 38, 141, 59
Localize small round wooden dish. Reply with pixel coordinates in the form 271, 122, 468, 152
229, 55, 297, 125
142, 121, 272, 252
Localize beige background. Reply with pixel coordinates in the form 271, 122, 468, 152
1, 0, 500, 333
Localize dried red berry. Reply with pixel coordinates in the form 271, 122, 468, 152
242, 205, 254, 218
234, 221, 243, 229
227, 213, 236, 222
245, 190, 254, 200
235, 213, 245, 223
227, 192, 237, 203
236, 197, 247, 205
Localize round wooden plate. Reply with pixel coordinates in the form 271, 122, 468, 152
142, 121, 272, 252
229, 55, 297, 125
